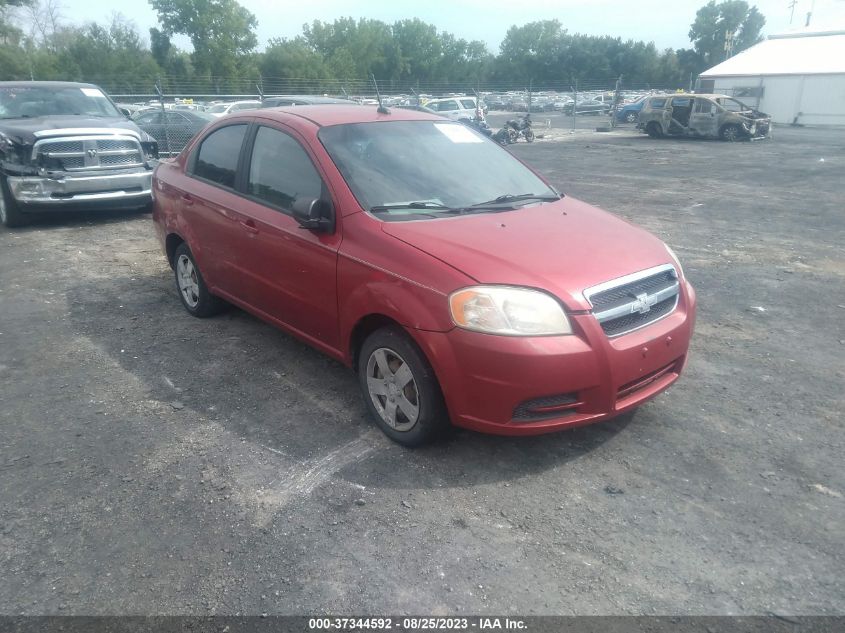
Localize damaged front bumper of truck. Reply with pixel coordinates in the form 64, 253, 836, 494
5, 168, 153, 208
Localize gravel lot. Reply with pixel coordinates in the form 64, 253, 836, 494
0, 124, 843, 616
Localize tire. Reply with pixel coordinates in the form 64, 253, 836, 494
172, 243, 226, 318
625, 112, 638, 123
646, 122, 663, 138
524, 128, 535, 143
720, 123, 743, 142
0, 176, 26, 228
507, 128, 519, 144
357, 326, 449, 447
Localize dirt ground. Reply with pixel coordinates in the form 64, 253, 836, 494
0, 123, 843, 616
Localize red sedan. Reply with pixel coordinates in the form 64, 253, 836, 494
152, 105, 696, 446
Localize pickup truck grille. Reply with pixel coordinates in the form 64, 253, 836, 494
33, 135, 144, 172
584, 264, 680, 337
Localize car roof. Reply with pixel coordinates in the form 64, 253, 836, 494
264, 95, 353, 104
0, 81, 103, 89
252, 104, 445, 127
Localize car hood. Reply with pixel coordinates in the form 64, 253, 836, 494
380, 197, 673, 311
0, 115, 150, 145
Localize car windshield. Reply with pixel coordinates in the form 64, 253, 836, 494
0, 85, 121, 119
318, 120, 557, 219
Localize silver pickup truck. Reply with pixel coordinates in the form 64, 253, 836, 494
0, 81, 158, 227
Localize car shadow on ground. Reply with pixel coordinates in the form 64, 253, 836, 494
64, 270, 632, 491
3, 208, 149, 231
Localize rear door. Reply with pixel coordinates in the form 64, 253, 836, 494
182, 123, 251, 295
229, 123, 342, 351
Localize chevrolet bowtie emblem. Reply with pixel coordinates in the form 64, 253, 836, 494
630, 292, 656, 314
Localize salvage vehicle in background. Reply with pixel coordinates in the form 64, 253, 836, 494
152, 105, 695, 446
206, 100, 261, 117
638, 93, 772, 141
131, 109, 215, 156
0, 81, 158, 227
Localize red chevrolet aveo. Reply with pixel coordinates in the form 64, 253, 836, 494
152, 105, 696, 446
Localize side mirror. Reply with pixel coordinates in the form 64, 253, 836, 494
292, 198, 334, 232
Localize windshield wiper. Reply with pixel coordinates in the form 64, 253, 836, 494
370, 201, 458, 213
470, 193, 561, 207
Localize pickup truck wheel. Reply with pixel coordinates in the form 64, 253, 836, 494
173, 243, 226, 318
358, 327, 449, 447
0, 176, 26, 228
720, 124, 743, 142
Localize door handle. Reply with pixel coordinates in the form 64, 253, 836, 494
239, 219, 259, 234
181, 193, 194, 206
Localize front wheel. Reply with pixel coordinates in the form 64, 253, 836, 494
720, 124, 744, 142
625, 112, 638, 123
646, 122, 663, 138
358, 327, 449, 446
0, 176, 26, 228
524, 128, 535, 142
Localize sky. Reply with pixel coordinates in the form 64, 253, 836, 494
48, 0, 845, 53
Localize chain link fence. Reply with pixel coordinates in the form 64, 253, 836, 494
108, 75, 683, 156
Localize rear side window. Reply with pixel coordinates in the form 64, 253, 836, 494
247, 126, 323, 211
193, 124, 247, 189
649, 98, 667, 108
460, 99, 476, 109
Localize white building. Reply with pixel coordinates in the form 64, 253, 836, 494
698, 28, 845, 126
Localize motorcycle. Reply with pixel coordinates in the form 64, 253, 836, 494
505, 113, 535, 143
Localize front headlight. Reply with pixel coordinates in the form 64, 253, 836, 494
664, 243, 685, 278
449, 285, 573, 336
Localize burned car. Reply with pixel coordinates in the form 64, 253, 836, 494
638, 93, 771, 141
0, 81, 158, 227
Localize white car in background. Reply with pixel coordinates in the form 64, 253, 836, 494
423, 96, 484, 121
206, 100, 261, 118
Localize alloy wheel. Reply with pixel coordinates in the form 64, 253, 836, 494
365, 347, 420, 432
176, 254, 200, 308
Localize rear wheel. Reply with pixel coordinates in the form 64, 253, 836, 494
524, 128, 535, 142
720, 123, 743, 142
0, 176, 26, 228
173, 243, 226, 318
646, 122, 663, 138
358, 327, 448, 447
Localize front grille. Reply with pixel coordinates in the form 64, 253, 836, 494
584, 265, 680, 337
34, 135, 144, 172
617, 360, 679, 400
513, 393, 581, 422
601, 296, 677, 337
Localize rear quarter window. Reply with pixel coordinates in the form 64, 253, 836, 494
648, 98, 667, 108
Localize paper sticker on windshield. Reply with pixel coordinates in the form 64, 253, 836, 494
434, 123, 483, 143
80, 88, 105, 98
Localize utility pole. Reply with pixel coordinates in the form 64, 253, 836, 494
805, 0, 816, 26
724, 29, 736, 60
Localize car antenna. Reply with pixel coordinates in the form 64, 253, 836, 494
371, 74, 390, 115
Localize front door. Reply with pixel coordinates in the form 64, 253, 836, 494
689, 98, 720, 137
233, 124, 342, 352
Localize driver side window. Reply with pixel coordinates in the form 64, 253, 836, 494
247, 126, 324, 212
694, 99, 714, 114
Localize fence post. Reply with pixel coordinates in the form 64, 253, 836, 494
572, 79, 578, 130
155, 77, 171, 156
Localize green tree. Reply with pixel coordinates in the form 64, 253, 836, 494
149, 0, 258, 85
689, 0, 765, 69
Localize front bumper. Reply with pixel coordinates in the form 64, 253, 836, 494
6, 169, 152, 210
412, 280, 696, 436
